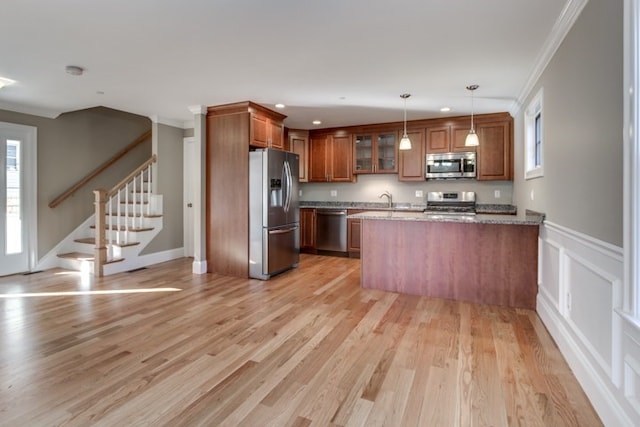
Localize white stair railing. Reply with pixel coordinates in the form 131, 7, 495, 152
94, 155, 156, 277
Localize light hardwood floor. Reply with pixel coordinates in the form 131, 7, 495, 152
0, 255, 601, 426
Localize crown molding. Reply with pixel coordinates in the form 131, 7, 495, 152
188, 105, 207, 115
509, 0, 589, 116
148, 114, 187, 128
0, 101, 61, 119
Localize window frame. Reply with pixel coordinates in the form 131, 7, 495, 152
524, 88, 544, 180
624, 0, 640, 317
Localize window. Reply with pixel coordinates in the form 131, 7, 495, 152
6, 141, 18, 170
525, 88, 544, 179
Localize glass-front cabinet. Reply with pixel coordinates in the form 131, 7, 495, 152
354, 131, 397, 174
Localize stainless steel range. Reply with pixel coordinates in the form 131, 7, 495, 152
424, 191, 476, 214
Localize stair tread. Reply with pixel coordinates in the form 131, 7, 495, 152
90, 225, 154, 232
74, 238, 140, 247
57, 252, 94, 261
56, 252, 124, 264
105, 213, 162, 218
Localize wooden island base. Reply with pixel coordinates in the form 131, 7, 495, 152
360, 219, 539, 309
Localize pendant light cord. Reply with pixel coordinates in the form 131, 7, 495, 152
470, 89, 474, 131
467, 84, 478, 131
403, 96, 407, 136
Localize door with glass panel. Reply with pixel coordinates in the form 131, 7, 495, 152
0, 125, 33, 275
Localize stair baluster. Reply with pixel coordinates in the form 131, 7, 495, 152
93, 155, 157, 277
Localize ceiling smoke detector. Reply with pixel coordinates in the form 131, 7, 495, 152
65, 65, 84, 76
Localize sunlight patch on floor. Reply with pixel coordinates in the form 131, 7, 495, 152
0, 288, 182, 298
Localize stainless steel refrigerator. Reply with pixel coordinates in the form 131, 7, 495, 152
249, 148, 300, 280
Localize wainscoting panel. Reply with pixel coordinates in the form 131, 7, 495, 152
537, 222, 637, 426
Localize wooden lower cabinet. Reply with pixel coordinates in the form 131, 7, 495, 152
300, 208, 316, 251
347, 209, 368, 257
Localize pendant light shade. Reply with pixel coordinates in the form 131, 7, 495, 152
399, 93, 412, 150
465, 84, 480, 147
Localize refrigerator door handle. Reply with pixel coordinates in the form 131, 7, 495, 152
268, 225, 299, 235
284, 160, 292, 213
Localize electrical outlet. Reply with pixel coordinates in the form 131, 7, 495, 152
567, 292, 572, 311
494, 190, 500, 199
330, 190, 337, 197
299, 189, 302, 197
416, 190, 424, 198
530, 189, 535, 201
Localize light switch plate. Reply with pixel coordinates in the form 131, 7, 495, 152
415, 190, 424, 198
494, 190, 500, 198
330, 190, 337, 197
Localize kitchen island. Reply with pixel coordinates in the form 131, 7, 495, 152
349, 210, 544, 309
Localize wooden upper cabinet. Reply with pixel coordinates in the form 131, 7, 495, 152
270, 121, 284, 149
425, 126, 450, 153
288, 129, 309, 182
451, 123, 473, 152
250, 113, 284, 149
330, 135, 353, 181
426, 121, 477, 154
398, 129, 426, 181
477, 120, 512, 180
309, 134, 329, 182
309, 133, 354, 182
353, 131, 397, 174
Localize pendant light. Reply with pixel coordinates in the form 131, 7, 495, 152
399, 93, 412, 150
465, 84, 480, 147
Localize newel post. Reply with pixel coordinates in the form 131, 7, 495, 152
94, 189, 107, 277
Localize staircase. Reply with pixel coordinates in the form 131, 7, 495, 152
55, 155, 163, 276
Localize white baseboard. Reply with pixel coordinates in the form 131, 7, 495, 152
104, 247, 185, 275
192, 259, 207, 274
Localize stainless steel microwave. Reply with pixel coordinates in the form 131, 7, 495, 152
425, 152, 476, 179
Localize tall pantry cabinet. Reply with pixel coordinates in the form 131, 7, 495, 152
206, 101, 286, 277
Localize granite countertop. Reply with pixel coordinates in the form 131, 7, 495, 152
348, 209, 544, 226
299, 201, 426, 211
300, 201, 519, 215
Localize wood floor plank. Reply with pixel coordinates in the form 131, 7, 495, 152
0, 255, 602, 426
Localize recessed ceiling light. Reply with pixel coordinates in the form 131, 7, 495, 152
0, 77, 16, 90
312, 120, 322, 125
65, 65, 84, 76
440, 107, 451, 112
275, 103, 285, 109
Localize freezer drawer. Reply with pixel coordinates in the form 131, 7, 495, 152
249, 224, 300, 280
266, 225, 299, 274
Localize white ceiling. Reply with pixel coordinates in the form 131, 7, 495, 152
0, 0, 573, 130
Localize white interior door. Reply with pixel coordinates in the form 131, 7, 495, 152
0, 123, 36, 276
183, 137, 195, 257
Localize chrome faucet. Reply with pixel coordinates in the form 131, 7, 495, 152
379, 191, 392, 208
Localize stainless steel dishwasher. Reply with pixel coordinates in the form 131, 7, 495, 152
315, 209, 347, 253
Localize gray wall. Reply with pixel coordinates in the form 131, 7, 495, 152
513, 0, 623, 247
301, 175, 513, 206
0, 106, 152, 258
142, 123, 184, 253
